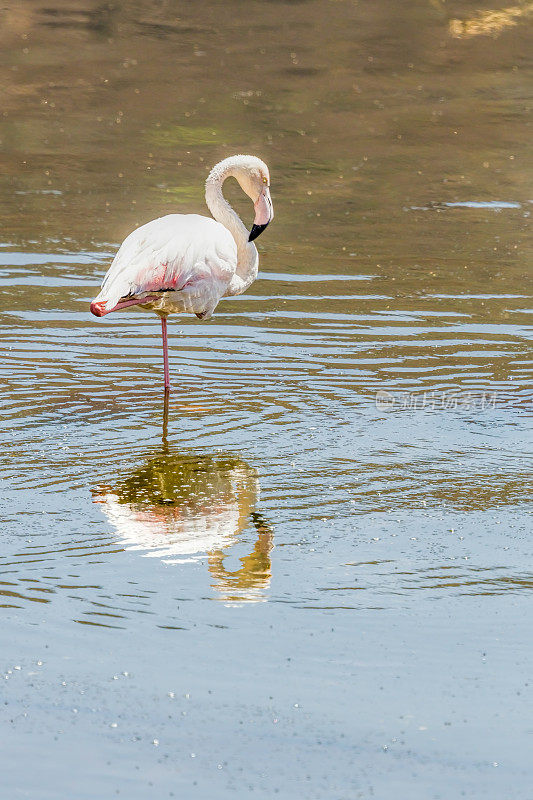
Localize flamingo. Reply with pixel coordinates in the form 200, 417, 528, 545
90, 154, 273, 390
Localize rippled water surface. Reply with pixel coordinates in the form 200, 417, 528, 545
1, 2, 532, 798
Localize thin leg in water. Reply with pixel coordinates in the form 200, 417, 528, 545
162, 384, 170, 447
161, 315, 170, 390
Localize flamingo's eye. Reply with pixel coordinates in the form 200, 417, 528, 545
262, 176, 268, 184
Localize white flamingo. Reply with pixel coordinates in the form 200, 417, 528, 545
90, 154, 273, 389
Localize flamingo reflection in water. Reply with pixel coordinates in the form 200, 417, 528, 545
93, 400, 273, 604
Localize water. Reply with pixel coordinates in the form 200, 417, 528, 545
1, 2, 532, 798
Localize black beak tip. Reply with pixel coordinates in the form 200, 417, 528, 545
248, 222, 269, 242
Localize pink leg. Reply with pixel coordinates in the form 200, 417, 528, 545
161, 317, 170, 390
90, 294, 160, 317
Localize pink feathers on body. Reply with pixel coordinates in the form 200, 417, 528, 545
91, 213, 237, 321
90, 154, 273, 390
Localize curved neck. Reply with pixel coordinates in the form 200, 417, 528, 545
205, 164, 258, 296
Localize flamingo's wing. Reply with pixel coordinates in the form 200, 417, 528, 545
96, 214, 237, 315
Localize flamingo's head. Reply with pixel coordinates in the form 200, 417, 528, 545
221, 155, 274, 242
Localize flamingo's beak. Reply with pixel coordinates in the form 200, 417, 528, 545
249, 186, 273, 242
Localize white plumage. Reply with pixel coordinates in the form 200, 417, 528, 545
91, 154, 274, 388
98, 214, 237, 319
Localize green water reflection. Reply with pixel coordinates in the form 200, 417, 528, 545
94, 447, 274, 604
